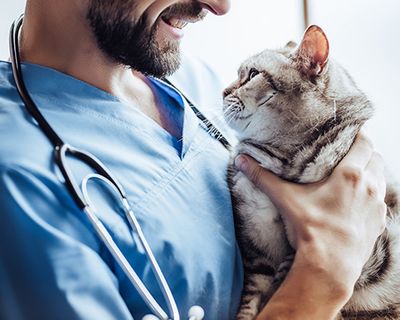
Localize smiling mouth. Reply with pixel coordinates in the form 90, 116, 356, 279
161, 17, 189, 29
160, 4, 207, 30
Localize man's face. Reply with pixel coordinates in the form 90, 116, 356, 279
87, 0, 230, 78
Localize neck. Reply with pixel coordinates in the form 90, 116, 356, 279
18, 1, 184, 138
20, 0, 145, 103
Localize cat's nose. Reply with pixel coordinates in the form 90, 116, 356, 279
198, 0, 231, 16
223, 87, 232, 98
223, 79, 240, 98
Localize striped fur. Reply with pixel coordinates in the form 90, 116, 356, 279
224, 26, 400, 319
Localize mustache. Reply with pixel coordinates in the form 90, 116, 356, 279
160, 2, 208, 22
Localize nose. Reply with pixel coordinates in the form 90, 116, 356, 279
198, 0, 231, 15
223, 84, 237, 98
223, 87, 232, 98
223, 79, 240, 98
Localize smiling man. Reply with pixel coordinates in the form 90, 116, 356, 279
86, 0, 208, 77
0, 1, 387, 320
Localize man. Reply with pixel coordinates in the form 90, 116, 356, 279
0, 0, 386, 319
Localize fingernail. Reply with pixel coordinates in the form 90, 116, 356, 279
235, 155, 248, 172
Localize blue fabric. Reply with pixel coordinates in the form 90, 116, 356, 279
147, 76, 185, 155
0, 60, 243, 319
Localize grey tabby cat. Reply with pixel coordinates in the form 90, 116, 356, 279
223, 25, 400, 320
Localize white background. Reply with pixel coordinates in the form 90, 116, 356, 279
1, 1, 399, 177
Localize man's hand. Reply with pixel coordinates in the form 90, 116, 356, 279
235, 133, 387, 320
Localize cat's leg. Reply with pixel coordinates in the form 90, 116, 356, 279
231, 171, 290, 319
340, 304, 400, 320
236, 268, 275, 320
342, 217, 400, 316
340, 179, 400, 316
385, 178, 400, 217
271, 253, 295, 288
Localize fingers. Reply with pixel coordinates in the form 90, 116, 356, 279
235, 155, 293, 206
363, 151, 387, 234
364, 152, 386, 200
335, 133, 373, 172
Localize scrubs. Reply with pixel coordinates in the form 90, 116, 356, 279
0, 56, 243, 320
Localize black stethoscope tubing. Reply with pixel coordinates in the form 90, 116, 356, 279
10, 15, 128, 210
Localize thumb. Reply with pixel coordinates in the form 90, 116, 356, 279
235, 154, 293, 207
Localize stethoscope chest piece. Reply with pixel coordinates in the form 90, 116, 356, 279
142, 305, 205, 320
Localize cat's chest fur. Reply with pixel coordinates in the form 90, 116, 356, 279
228, 130, 357, 268
230, 169, 288, 268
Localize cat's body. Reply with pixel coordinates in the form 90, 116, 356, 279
223, 26, 400, 319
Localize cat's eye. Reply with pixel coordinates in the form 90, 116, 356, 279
248, 68, 260, 80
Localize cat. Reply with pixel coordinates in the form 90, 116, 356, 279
223, 25, 400, 320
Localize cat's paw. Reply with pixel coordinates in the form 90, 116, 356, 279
236, 301, 259, 320
272, 254, 295, 286
385, 178, 400, 218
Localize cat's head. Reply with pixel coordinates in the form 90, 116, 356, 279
223, 25, 373, 150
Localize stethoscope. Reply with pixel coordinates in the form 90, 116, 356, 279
9, 14, 230, 320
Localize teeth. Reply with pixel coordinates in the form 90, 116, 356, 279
167, 17, 188, 29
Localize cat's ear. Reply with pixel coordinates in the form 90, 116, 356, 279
294, 25, 329, 78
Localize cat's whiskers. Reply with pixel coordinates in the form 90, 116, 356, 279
223, 104, 243, 125
224, 112, 237, 126
287, 109, 303, 121
223, 102, 239, 117
182, 104, 234, 152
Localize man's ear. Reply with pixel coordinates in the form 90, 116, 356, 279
293, 25, 329, 79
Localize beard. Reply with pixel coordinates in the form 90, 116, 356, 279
86, 1, 205, 78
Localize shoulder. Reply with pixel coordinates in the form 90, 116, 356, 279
0, 61, 52, 168
0, 61, 21, 106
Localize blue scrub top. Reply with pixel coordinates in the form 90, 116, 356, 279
0, 57, 243, 319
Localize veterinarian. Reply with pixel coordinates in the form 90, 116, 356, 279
0, 1, 387, 319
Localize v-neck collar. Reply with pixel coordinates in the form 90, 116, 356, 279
3, 61, 200, 160
148, 76, 200, 159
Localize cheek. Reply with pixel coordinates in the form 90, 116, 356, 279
237, 87, 260, 112
253, 90, 266, 102
239, 82, 272, 107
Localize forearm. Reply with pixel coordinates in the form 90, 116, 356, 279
257, 244, 352, 320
